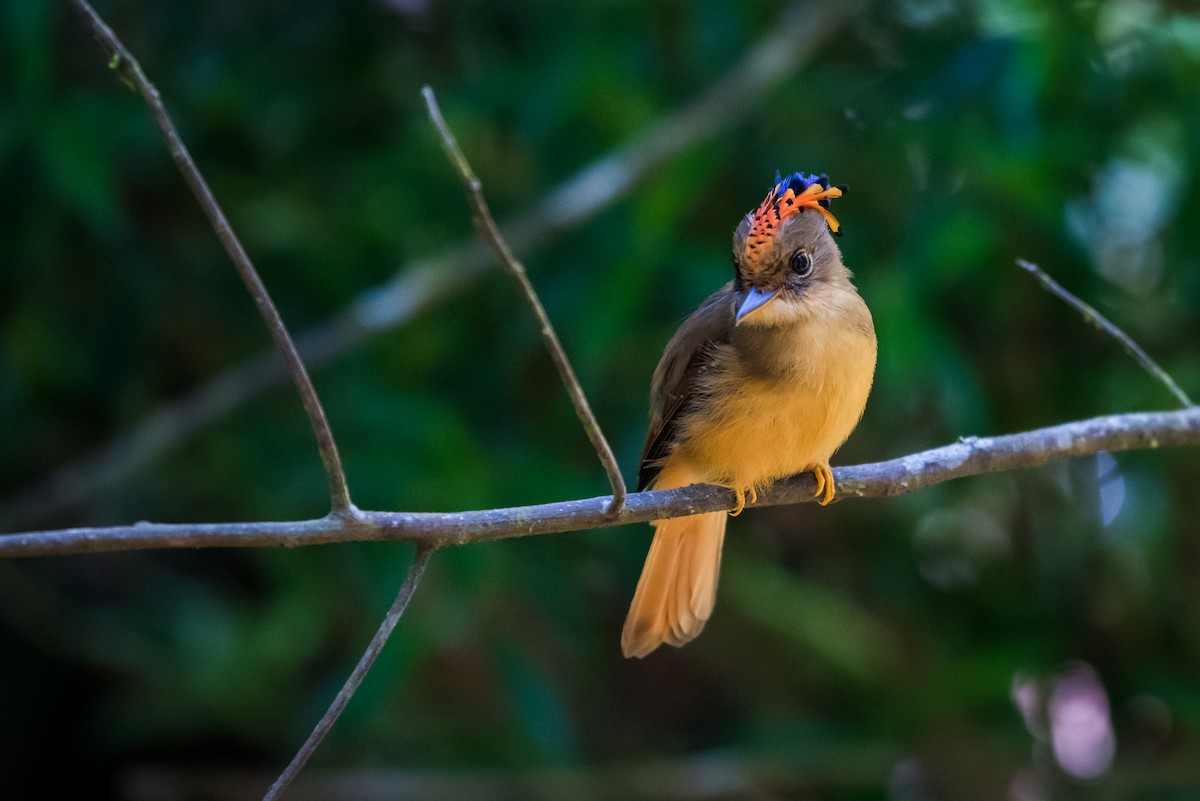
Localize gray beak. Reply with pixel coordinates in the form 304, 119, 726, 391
736, 286, 780, 324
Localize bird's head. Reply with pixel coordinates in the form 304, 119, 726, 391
731, 171, 847, 326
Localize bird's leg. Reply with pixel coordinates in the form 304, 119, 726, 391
810, 463, 836, 506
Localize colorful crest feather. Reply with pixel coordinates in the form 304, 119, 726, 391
742, 172, 845, 268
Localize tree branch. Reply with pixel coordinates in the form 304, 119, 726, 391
1, 0, 852, 530
263, 546, 434, 801
4, 407, 1197, 559
422, 87, 627, 512
70, 0, 355, 514
1017, 258, 1194, 408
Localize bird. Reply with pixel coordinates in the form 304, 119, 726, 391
621, 171, 877, 659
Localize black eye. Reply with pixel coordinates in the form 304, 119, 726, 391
790, 250, 813, 276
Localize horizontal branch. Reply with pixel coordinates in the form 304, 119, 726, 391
3, 407, 1197, 559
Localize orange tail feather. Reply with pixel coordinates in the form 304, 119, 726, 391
621, 464, 726, 659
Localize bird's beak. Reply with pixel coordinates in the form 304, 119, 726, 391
736, 286, 779, 324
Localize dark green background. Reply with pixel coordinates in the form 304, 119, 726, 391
3, 1, 1200, 798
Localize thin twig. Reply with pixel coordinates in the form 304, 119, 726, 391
1, 0, 851, 530
1017, 259, 1194, 408
422, 86, 628, 513
262, 545, 434, 801
4, 406, 1198, 558
70, 0, 355, 514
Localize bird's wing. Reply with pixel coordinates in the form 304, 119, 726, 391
637, 283, 737, 491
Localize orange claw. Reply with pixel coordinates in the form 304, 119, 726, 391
811, 464, 836, 506
729, 485, 758, 517
729, 487, 746, 517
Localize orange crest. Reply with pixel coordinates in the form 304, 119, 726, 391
742, 172, 845, 268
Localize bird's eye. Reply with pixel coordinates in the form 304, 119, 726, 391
790, 250, 813, 277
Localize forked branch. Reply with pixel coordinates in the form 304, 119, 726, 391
71, 0, 354, 514
422, 87, 627, 512
30, 10, 1200, 801
2, 0, 852, 531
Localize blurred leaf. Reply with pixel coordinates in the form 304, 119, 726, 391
38, 96, 126, 237
725, 555, 899, 683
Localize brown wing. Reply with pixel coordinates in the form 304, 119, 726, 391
637, 283, 737, 491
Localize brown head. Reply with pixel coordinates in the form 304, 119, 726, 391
731, 172, 848, 327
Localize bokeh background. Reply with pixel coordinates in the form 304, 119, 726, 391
3, 0, 1200, 798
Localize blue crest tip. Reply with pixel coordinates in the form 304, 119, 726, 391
770, 172, 846, 210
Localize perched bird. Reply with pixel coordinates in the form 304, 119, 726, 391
621, 172, 877, 659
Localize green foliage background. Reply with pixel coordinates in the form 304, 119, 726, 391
3, 0, 1200, 798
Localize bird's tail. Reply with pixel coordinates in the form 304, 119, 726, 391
621, 462, 727, 659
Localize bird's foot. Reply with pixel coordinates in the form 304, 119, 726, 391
728, 485, 757, 517
811, 464, 836, 506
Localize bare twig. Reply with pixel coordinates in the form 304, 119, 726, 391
263, 545, 434, 801
70, 0, 354, 514
1017, 259, 1194, 408
1, 0, 852, 530
4, 407, 1198, 558
422, 87, 627, 513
